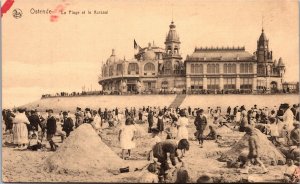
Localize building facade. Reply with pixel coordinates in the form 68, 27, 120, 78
99, 22, 286, 94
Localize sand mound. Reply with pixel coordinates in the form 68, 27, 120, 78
44, 124, 125, 174
219, 129, 285, 165
216, 126, 233, 134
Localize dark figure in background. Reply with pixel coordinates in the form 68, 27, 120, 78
188, 106, 191, 116
103, 108, 108, 121
115, 107, 118, 116
138, 110, 143, 121
28, 110, 42, 138
46, 109, 58, 151
227, 106, 231, 115
62, 111, 74, 137
148, 110, 154, 133
194, 109, 207, 148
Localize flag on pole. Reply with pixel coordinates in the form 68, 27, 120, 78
134, 39, 141, 50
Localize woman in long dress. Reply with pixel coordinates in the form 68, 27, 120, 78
13, 108, 30, 149
119, 117, 137, 159
176, 109, 189, 141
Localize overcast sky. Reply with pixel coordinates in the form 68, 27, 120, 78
2, 0, 299, 108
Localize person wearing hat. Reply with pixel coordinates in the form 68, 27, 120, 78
241, 126, 268, 174
239, 110, 248, 132
3, 109, 15, 145
156, 111, 165, 135
282, 103, 294, 132
283, 157, 299, 183
290, 121, 300, 147
12, 108, 30, 149
152, 139, 183, 182
28, 109, 42, 138
118, 118, 137, 159
62, 111, 74, 137
46, 109, 58, 151
176, 109, 189, 142
75, 107, 84, 128
194, 109, 207, 148
91, 110, 101, 134
147, 110, 154, 133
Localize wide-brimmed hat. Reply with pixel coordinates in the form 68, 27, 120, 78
46, 109, 53, 113
293, 121, 300, 126
62, 111, 68, 116
76, 107, 81, 111
281, 103, 290, 109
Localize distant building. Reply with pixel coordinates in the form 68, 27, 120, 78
98, 21, 287, 94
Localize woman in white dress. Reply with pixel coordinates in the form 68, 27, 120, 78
119, 118, 137, 159
13, 108, 30, 149
176, 109, 189, 141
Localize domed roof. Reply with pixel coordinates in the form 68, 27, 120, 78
143, 49, 156, 60
107, 49, 119, 64
278, 57, 285, 66
166, 21, 180, 42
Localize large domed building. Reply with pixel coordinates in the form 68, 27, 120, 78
99, 21, 286, 94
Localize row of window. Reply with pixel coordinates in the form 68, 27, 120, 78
190, 63, 254, 74
190, 78, 254, 90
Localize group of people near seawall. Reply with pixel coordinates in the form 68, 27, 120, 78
2, 102, 300, 183
40, 86, 299, 98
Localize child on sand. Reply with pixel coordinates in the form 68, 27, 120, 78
283, 158, 298, 183
139, 163, 159, 183
241, 126, 268, 174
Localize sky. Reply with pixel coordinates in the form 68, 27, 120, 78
2, 0, 299, 108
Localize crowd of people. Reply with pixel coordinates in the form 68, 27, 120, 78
2, 102, 300, 183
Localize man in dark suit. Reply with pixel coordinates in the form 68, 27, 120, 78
46, 109, 58, 151
62, 111, 74, 137
28, 110, 42, 138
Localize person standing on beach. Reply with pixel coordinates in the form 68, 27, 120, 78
46, 109, 58, 151
148, 110, 154, 133
119, 118, 137, 159
194, 109, 207, 148
62, 111, 74, 137
241, 126, 268, 174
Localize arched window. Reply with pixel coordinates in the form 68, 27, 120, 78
207, 64, 211, 73
240, 63, 245, 73
162, 81, 168, 89
224, 64, 227, 73
103, 66, 108, 77
167, 46, 172, 54
216, 64, 219, 73
128, 63, 139, 75
195, 64, 199, 73
191, 64, 195, 73
109, 65, 114, 76
174, 47, 178, 54
228, 64, 232, 73
232, 64, 236, 73
249, 64, 253, 73
116, 64, 123, 75
199, 64, 203, 73
144, 62, 155, 72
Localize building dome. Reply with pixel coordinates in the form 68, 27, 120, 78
106, 49, 119, 64
273, 59, 277, 66
143, 49, 156, 60
278, 57, 285, 66
166, 21, 180, 42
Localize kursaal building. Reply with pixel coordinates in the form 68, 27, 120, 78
99, 21, 286, 94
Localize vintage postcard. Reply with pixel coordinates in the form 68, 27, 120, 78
2, 0, 299, 183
